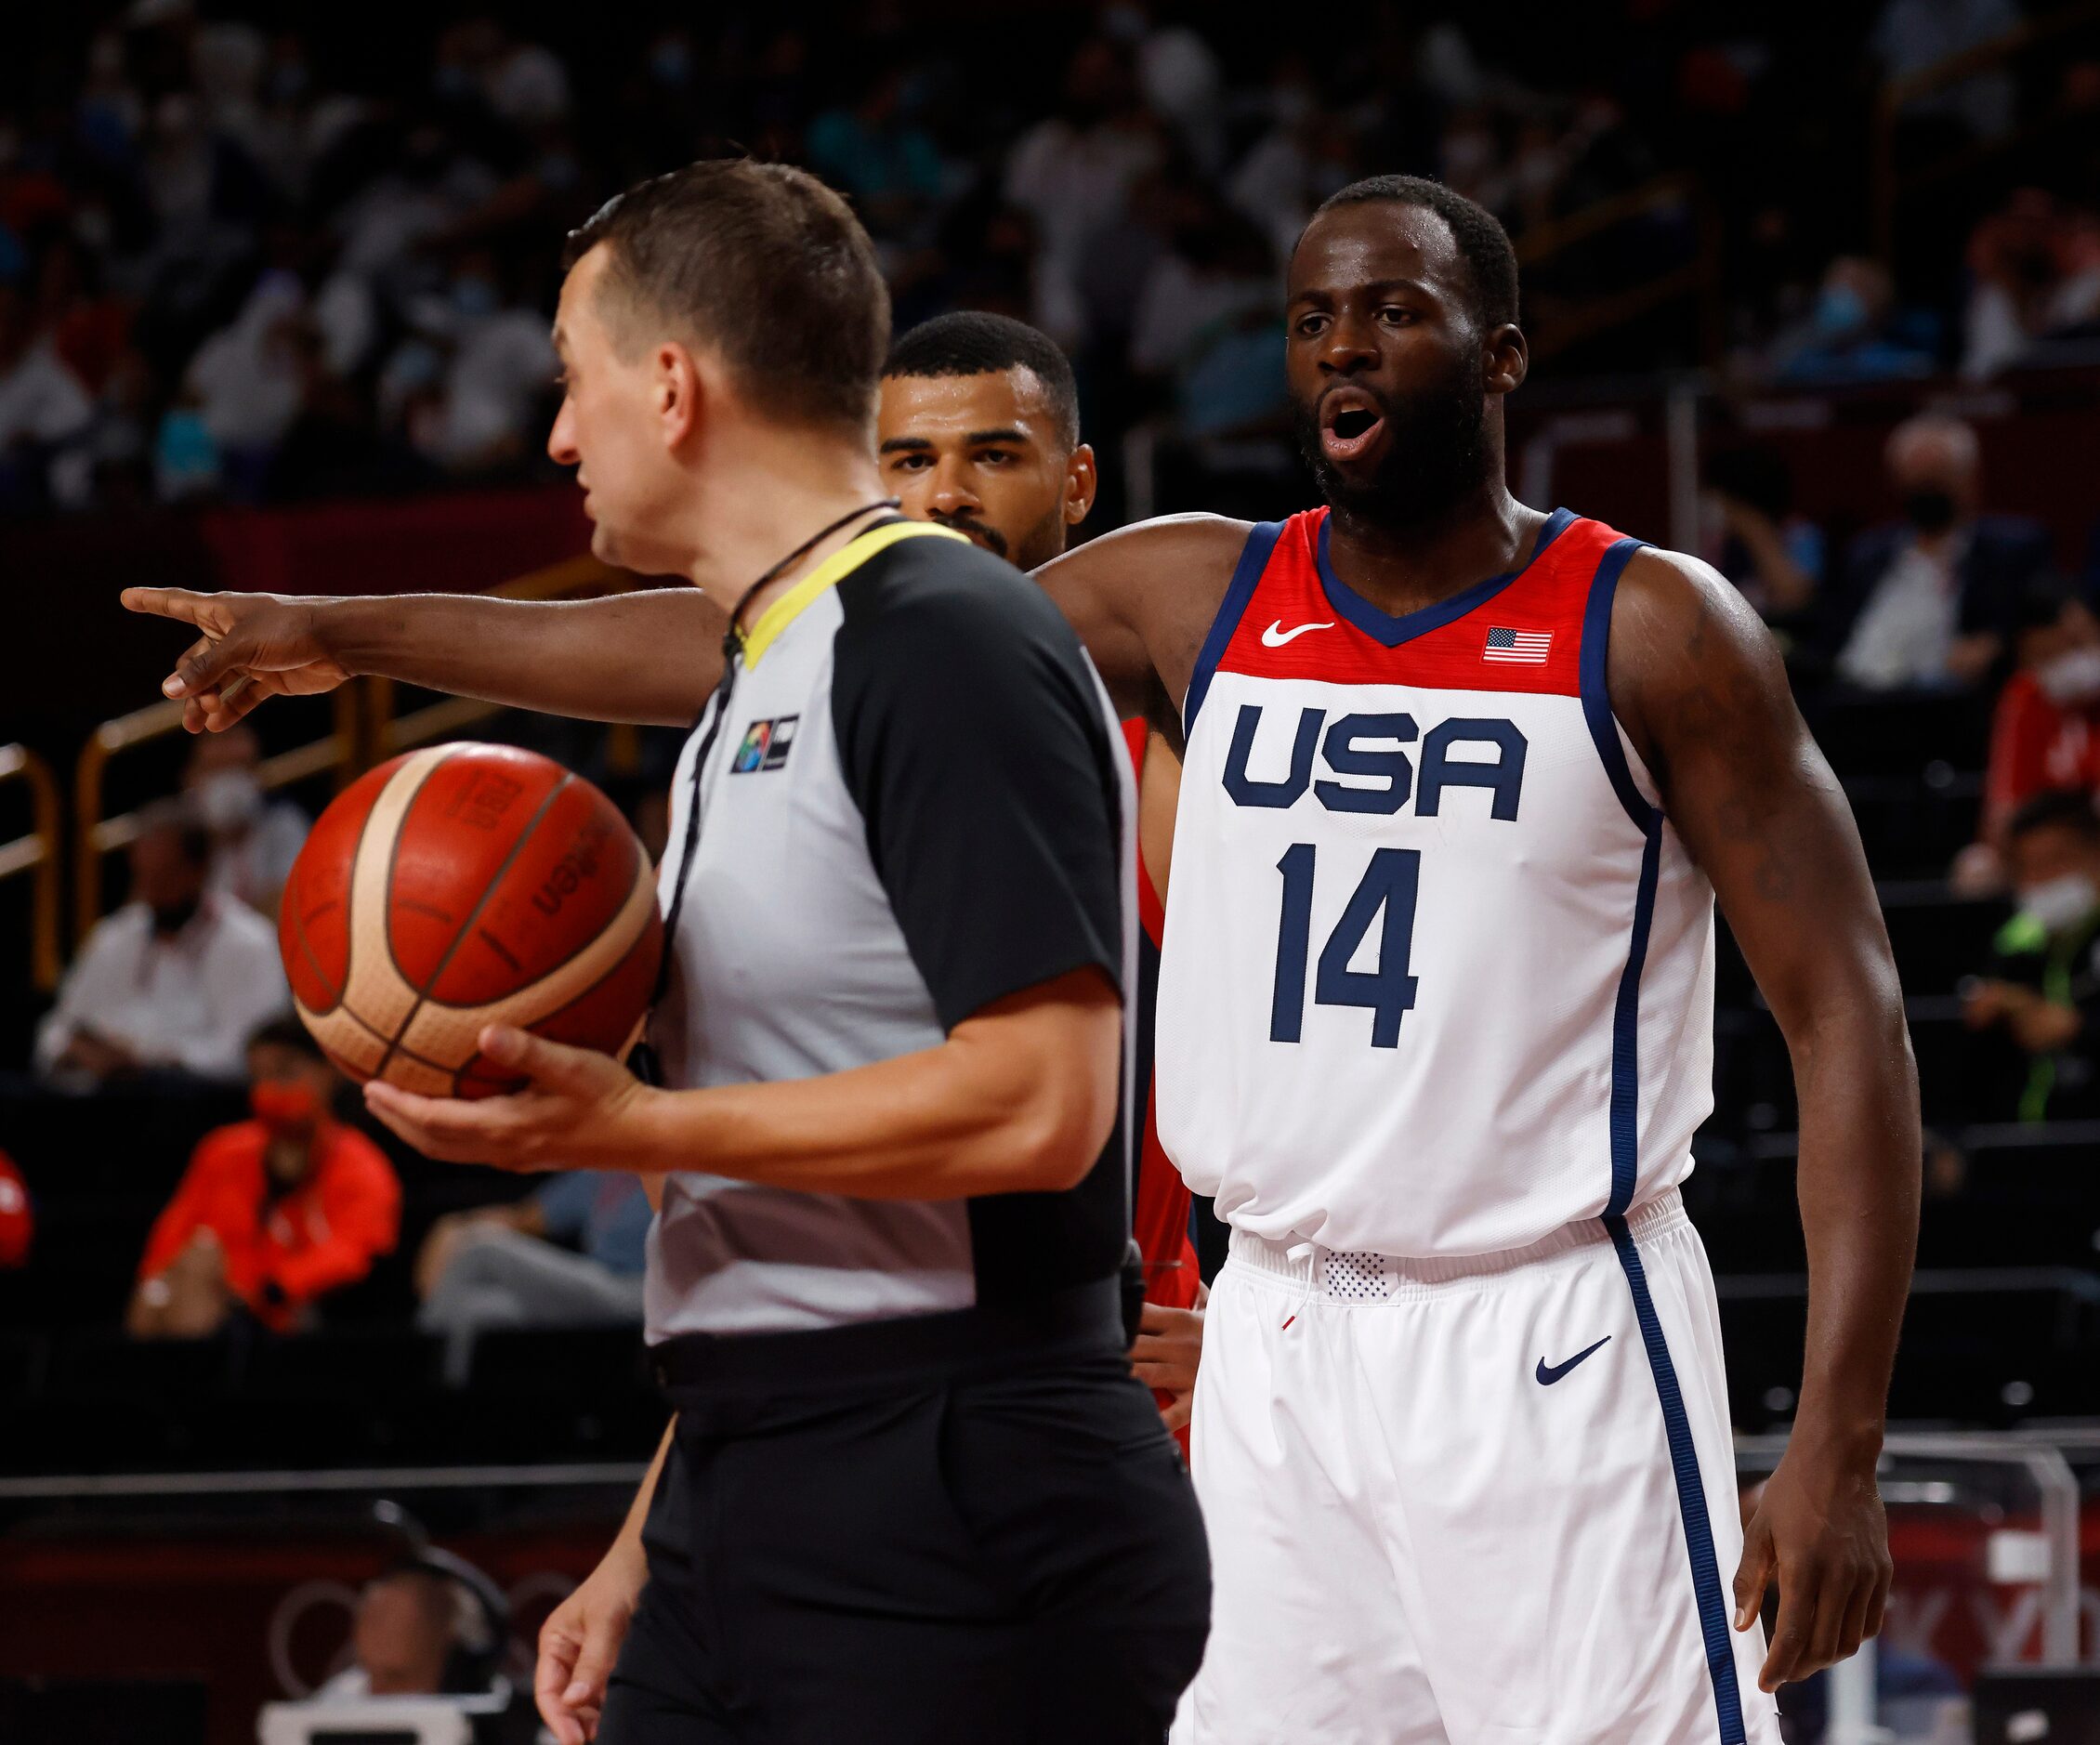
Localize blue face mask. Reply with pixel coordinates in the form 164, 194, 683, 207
1812, 282, 1868, 340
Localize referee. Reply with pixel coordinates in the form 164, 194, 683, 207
131, 163, 1209, 1742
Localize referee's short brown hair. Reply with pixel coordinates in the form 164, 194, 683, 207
564, 160, 888, 435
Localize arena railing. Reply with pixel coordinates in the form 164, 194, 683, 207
0, 744, 63, 994
72, 689, 362, 944
1870, 0, 2100, 264
71, 552, 636, 940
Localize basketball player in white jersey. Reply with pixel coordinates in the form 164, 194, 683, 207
129, 173, 1916, 1743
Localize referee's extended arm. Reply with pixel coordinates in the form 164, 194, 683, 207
364, 964, 1122, 1198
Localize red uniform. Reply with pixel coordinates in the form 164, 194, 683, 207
1122, 717, 1201, 1311
138, 1121, 401, 1331
1985, 670, 2100, 835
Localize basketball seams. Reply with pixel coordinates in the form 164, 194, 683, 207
285, 742, 660, 1097
417, 794, 649, 1006
375, 768, 575, 1080
400, 857, 659, 1067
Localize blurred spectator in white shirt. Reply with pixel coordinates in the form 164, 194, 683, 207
1834, 413, 2046, 689
182, 725, 309, 917
35, 806, 288, 1089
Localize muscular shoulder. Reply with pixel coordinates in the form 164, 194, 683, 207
1608, 545, 1792, 792
1055, 512, 1254, 572
1033, 513, 1258, 710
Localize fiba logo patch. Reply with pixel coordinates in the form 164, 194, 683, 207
731, 715, 800, 774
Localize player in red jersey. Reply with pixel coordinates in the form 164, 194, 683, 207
877, 310, 1205, 1435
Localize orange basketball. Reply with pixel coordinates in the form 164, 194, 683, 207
279, 742, 663, 1098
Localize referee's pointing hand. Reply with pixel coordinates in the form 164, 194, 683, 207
364, 1026, 653, 1170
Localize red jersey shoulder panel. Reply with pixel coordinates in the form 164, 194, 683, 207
1214, 507, 1629, 699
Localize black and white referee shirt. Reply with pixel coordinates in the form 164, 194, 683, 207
644, 518, 1137, 1338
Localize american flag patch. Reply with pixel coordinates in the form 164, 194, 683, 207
1484, 626, 1552, 664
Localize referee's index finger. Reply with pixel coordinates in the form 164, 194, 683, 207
120, 586, 210, 625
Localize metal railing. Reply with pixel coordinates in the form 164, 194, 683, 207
72, 688, 361, 944
0, 744, 63, 993
1870, 0, 2100, 262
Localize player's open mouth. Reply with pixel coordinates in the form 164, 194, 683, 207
1319, 388, 1387, 464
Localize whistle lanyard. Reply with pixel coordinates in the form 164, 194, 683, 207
631, 499, 900, 1082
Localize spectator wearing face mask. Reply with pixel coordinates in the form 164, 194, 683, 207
1765, 256, 1937, 387
33, 804, 289, 1089
1955, 578, 2100, 892
1830, 413, 2051, 690
182, 723, 310, 917
127, 1017, 400, 1338
1963, 790, 2100, 1122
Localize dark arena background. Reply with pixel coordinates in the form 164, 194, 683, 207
4, 3, 2100, 1741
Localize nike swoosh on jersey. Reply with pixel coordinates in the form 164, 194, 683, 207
1261, 619, 1335, 647
1534, 1335, 1611, 1384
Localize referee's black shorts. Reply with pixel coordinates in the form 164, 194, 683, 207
599, 1281, 1211, 1744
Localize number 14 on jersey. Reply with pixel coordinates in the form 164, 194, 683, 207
1270, 845, 1422, 1048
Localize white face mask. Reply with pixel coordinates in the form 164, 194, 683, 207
193, 768, 263, 832
2018, 871, 2100, 934
2036, 646, 2100, 705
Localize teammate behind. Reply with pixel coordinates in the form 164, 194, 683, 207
879, 309, 1203, 1431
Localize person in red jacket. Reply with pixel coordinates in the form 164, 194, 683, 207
880, 310, 1207, 1437
128, 1017, 400, 1338
1956, 578, 2100, 894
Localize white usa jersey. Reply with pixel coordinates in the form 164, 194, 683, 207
1156, 506, 1716, 1258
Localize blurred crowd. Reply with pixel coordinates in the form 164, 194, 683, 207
4, 1, 2097, 518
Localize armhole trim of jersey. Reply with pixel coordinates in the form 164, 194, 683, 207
1578, 536, 1660, 833
1184, 520, 1284, 736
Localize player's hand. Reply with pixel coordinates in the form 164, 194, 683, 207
1130, 1290, 1206, 1434
363, 1026, 656, 1171
1733, 1441, 1891, 1691
536, 1535, 647, 1745
120, 586, 351, 733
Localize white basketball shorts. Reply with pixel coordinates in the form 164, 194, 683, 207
1172, 1189, 1781, 1745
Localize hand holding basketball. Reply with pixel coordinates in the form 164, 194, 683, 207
120, 586, 350, 733
364, 1024, 653, 1170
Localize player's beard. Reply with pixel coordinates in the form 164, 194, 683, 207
1293, 349, 1491, 531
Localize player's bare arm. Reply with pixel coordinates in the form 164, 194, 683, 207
364, 965, 1121, 1200
1031, 512, 1251, 715
536, 1416, 672, 1745
120, 584, 726, 734
1611, 546, 1917, 1693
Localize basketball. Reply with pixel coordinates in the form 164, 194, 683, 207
278, 742, 663, 1098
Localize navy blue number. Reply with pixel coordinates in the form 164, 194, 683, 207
1269, 845, 1422, 1048
1269, 843, 1316, 1042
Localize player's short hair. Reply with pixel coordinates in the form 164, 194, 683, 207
1305, 175, 1520, 334
563, 160, 888, 434
2007, 788, 2100, 844
884, 311, 1083, 453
